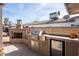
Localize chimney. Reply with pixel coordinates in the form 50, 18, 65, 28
16, 19, 22, 29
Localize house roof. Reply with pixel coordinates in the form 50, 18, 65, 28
24, 17, 76, 26
23, 16, 79, 27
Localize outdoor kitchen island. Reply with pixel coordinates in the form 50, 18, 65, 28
43, 34, 79, 56
26, 31, 79, 56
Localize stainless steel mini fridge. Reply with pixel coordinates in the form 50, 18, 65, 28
50, 39, 65, 56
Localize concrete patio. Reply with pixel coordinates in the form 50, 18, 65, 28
3, 43, 40, 56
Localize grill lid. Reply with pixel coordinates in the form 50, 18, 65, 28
31, 30, 45, 36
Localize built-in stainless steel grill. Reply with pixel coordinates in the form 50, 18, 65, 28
31, 30, 40, 35
31, 30, 45, 40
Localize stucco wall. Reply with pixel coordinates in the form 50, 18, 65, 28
0, 4, 3, 55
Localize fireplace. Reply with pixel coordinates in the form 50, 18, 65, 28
13, 33, 22, 38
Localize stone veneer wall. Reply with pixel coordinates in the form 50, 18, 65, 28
31, 27, 79, 37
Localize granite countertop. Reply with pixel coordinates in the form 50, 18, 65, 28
43, 34, 79, 42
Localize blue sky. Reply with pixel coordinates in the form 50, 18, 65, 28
3, 3, 68, 24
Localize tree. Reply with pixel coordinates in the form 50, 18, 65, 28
4, 18, 9, 26
3, 18, 9, 32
